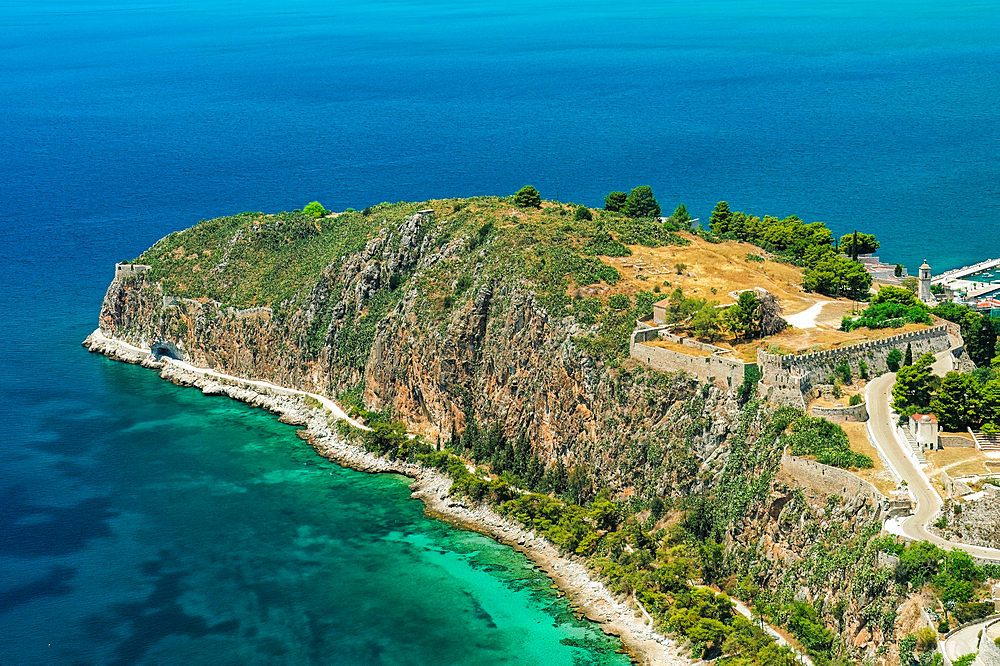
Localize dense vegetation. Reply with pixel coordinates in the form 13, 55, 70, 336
842, 286, 933, 331
337, 396, 884, 665
887, 295, 1000, 428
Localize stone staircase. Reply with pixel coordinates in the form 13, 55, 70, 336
900, 428, 928, 464
971, 431, 1000, 453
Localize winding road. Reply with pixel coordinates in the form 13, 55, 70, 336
865, 356, 1000, 562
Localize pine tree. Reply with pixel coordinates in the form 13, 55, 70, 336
622, 185, 660, 218
513, 185, 541, 208
709, 201, 732, 234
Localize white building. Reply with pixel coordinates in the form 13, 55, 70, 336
909, 413, 940, 450
919, 260, 934, 304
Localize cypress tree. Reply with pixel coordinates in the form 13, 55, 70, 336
904, 342, 913, 367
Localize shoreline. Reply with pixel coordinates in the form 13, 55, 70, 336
83, 328, 687, 666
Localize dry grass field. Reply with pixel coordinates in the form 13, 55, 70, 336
600, 234, 807, 305
925, 447, 992, 478
607, 232, 936, 359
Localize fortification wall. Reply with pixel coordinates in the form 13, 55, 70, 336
780, 454, 887, 508
758, 325, 951, 404
632, 324, 951, 408
629, 329, 748, 389
811, 402, 868, 423
115, 263, 151, 279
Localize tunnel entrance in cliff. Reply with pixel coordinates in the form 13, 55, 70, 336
150, 342, 181, 360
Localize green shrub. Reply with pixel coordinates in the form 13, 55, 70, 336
604, 191, 627, 211
514, 185, 541, 208
581, 230, 631, 257
783, 415, 873, 468
915, 627, 937, 651
849, 393, 863, 406
608, 293, 630, 311
574, 205, 593, 221
303, 201, 326, 217
887, 348, 903, 372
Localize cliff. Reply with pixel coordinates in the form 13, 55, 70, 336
95, 200, 740, 497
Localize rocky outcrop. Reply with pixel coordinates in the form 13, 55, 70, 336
95, 212, 739, 496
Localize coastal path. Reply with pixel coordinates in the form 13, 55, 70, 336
88, 328, 369, 431
692, 585, 815, 666
865, 355, 1000, 562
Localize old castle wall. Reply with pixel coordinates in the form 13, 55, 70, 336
811, 402, 868, 423
780, 454, 886, 513
629, 327, 748, 389
631, 323, 953, 409
115, 263, 151, 279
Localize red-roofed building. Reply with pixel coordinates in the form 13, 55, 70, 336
909, 413, 940, 450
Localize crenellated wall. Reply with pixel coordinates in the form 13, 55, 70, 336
631, 323, 953, 408
756, 325, 951, 406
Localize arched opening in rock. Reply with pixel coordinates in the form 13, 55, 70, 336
150, 343, 180, 360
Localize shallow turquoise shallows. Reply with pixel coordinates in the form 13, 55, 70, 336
2, 0, 998, 663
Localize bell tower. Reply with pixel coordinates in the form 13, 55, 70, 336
919, 260, 932, 303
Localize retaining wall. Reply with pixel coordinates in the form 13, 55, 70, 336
941, 434, 976, 448
980, 618, 1000, 666
811, 402, 868, 423
780, 454, 886, 509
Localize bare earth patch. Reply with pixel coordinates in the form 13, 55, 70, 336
925, 447, 992, 478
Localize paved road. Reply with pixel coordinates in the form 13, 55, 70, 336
866, 361, 1000, 561
942, 616, 996, 663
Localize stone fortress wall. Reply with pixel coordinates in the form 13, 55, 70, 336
629, 326, 749, 390
755, 325, 952, 408
115, 263, 151, 279
631, 322, 954, 408
810, 402, 868, 423
780, 453, 887, 518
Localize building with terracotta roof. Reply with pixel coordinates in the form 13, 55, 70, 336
909, 413, 939, 450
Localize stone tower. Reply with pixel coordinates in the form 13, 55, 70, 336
919, 259, 932, 303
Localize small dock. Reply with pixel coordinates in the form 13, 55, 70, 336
932, 257, 1000, 285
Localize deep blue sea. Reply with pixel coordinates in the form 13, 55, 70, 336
1, 1, 998, 664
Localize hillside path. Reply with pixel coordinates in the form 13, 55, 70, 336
784, 300, 831, 329
88, 328, 368, 430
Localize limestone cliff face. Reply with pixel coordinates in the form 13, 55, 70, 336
98, 211, 738, 495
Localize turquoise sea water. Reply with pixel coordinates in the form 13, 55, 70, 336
2, 1, 998, 663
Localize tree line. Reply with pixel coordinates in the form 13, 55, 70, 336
708, 201, 875, 300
